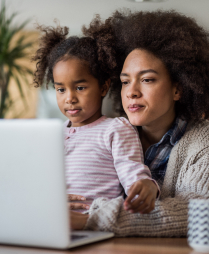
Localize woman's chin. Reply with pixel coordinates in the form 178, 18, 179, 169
128, 116, 145, 127
125, 109, 147, 127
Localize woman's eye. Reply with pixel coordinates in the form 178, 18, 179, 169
142, 78, 155, 83
121, 81, 129, 86
77, 86, 85, 91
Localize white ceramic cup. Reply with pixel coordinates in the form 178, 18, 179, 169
188, 199, 209, 253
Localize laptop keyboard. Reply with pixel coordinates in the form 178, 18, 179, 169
71, 234, 88, 240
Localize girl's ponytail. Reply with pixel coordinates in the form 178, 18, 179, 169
82, 16, 117, 75
32, 25, 69, 88
82, 15, 125, 115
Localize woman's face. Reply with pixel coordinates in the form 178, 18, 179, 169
120, 49, 181, 128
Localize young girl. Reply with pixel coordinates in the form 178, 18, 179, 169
32, 25, 159, 214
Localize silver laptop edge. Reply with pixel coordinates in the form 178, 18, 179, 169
0, 119, 114, 249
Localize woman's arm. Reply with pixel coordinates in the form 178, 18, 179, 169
84, 196, 188, 237
83, 123, 209, 236
70, 195, 188, 237
71, 122, 209, 236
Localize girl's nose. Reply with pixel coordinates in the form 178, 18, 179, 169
65, 91, 77, 104
126, 82, 142, 99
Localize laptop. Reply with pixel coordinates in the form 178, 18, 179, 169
0, 119, 114, 249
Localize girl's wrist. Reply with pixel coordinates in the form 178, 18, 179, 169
81, 214, 89, 229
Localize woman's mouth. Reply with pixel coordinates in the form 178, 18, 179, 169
128, 104, 144, 113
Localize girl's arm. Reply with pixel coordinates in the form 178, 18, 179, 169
107, 117, 160, 213
70, 211, 89, 230
108, 117, 156, 194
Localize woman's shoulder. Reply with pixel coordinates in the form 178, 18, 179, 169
163, 120, 209, 200
173, 119, 209, 159
184, 120, 209, 143
169, 119, 209, 163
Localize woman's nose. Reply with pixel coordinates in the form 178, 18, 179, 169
126, 82, 142, 99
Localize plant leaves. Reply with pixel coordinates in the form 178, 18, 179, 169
0, 0, 34, 118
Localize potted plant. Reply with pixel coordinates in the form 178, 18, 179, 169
0, 1, 34, 118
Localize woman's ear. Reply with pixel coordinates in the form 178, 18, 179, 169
173, 83, 182, 101
101, 79, 111, 97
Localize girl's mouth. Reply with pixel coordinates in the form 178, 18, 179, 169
66, 109, 81, 115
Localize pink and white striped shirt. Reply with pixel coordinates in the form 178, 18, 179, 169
64, 116, 153, 199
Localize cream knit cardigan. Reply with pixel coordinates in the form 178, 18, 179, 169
85, 120, 209, 237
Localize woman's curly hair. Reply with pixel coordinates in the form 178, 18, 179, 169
83, 10, 209, 122
32, 24, 117, 89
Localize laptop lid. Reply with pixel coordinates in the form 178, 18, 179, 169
0, 119, 70, 249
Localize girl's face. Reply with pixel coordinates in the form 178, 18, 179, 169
53, 58, 108, 127
121, 49, 181, 129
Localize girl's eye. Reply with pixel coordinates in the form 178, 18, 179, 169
57, 88, 65, 93
77, 86, 85, 91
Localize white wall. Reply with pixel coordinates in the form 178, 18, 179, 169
2, 0, 209, 119
2, 0, 209, 34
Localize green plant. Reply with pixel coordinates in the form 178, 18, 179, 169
0, 1, 34, 118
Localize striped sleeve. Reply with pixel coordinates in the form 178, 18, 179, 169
105, 117, 153, 195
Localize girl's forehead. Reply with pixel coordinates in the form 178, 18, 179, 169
53, 58, 97, 84
56, 57, 89, 67
54, 58, 90, 73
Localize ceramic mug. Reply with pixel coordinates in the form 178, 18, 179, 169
188, 199, 209, 253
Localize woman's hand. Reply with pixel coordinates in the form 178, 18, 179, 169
68, 194, 90, 210
124, 179, 158, 214
70, 211, 89, 230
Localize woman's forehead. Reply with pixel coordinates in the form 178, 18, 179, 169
122, 49, 167, 74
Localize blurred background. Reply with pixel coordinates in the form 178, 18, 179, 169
1, 0, 209, 121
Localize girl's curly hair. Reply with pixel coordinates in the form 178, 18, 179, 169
32, 24, 118, 89
83, 10, 209, 122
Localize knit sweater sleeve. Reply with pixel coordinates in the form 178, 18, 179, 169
84, 121, 209, 237
84, 196, 188, 237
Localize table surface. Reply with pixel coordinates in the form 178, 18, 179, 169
0, 237, 202, 254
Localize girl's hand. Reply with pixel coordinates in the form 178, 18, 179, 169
70, 211, 89, 230
68, 194, 90, 210
124, 179, 158, 214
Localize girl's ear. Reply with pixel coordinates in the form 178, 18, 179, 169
101, 79, 111, 97
173, 83, 182, 101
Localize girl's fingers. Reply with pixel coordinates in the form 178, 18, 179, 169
69, 202, 90, 210
68, 194, 89, 210
127, 188, 148, 210
131, 197, 155, 213
124, 184, 142, 208
143, 199, 155, 213
124, 180, 157, 212
129, 196, 148, 211
68, 194, 86, 201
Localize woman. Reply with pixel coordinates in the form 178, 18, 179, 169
70, 10, 209, 237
